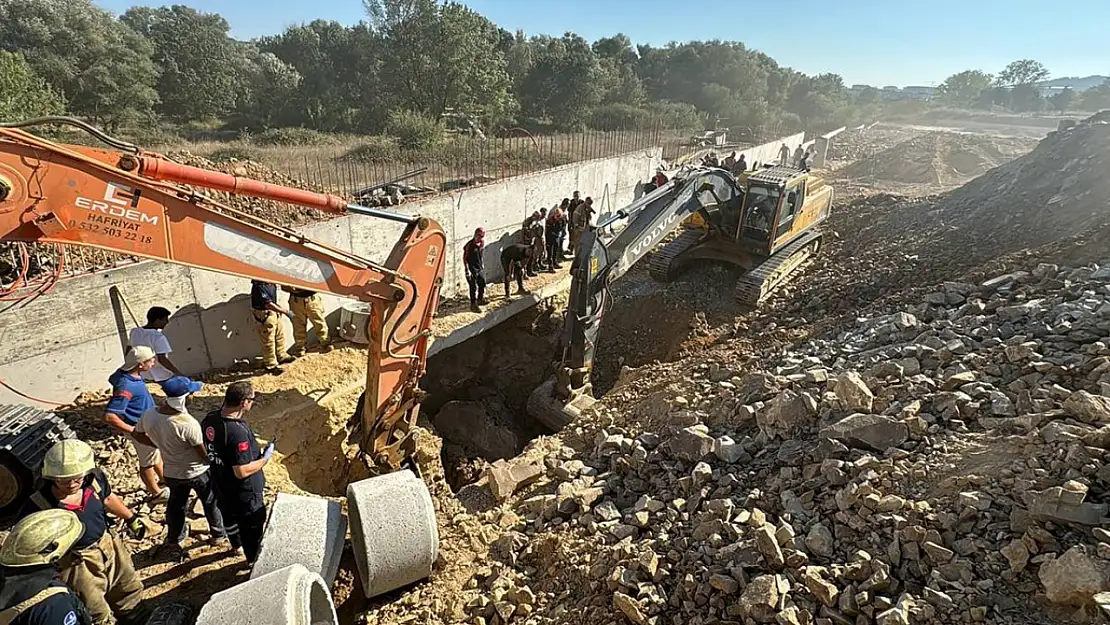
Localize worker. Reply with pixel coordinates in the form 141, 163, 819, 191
653, 169, 668, 187
19, 440, 148, 625
567, 191, 583, 224
202, 381, 273, 566
545, 209, 567, 272
735, 154, 748, 174
133, 377, 226, 561
521, 211, 542, 277
569, 197, 595, 253
723, 152, 737, 170
463, 227, 486, 313
250, 280, 296, 375
778, 143, 791, 166
0, 509, 92, 625
801, 148, 814, 172
500, 243, 533, 299
104, 346, 165, 502
126, 306, 184, 384
285, 287, 331, 357
792, 145, 805, 168
557, 199, 571, 259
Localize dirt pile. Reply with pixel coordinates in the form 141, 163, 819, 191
423, 258, 1110, 625
825, 124, 925, 166
835, 132, 1036, 191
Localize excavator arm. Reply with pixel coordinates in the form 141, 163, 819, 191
0, 118, 446, 472
527, 167, 743, 429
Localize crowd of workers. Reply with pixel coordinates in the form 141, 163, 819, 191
697, 142, 815, 176
0, 302, 278, 624
462, 189, 596, 313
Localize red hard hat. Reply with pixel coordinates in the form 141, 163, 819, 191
475, 227, 485, 236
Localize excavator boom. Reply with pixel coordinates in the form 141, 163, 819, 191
0, 119, 446, 472
528, 167, 737, 429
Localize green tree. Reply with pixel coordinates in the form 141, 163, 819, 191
997, 59, 1049, 86
0, 50, 66, 120
938, 70, 993, 107
1080, 80, 1110, 111
0, 0, 159, 128
1009, 83, 1044, 112
365, 0, 516, 126
231, 48, 303, 129
121, 5, 239, 121
1048, 87, 1075, 113
520, 33, 601, 130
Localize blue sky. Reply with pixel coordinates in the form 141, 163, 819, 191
96, 0, 1108, 87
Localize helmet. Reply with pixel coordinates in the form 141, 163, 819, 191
0, 509, 83, 567
42, 440, 95, 481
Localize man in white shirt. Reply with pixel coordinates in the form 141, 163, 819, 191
127, 306, 183, 384
133, 377, 227, 561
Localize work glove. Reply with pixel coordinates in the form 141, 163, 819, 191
262, 441, 275, 460
125, 515, 147, 540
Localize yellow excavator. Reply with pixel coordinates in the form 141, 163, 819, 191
529, 164, 834, 428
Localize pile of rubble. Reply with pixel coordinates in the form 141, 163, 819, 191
834, 132, 1035, 192
435, 259, 1110, 625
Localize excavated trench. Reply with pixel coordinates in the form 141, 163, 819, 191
420, 265, 740, 490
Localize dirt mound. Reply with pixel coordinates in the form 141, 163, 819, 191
1, 153, 327, 290
835, 131, 1036, 190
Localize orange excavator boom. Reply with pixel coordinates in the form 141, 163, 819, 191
0, 117, 446, 472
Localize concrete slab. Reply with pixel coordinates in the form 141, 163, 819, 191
347, 470, 438, 598
251, 493, 347, 586
196, 563, 337, 625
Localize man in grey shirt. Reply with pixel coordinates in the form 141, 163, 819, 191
134, 378, 227, 561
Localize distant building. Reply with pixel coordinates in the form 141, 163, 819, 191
901, 86, 937, 101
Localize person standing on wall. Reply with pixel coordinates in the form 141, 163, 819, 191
545, 208, 567, 272
557, 198, 571, 259
520, 211, 542, 278
250, 280, 296, 375
202, 381, 273, 568
569, 197, 595, 254
463, 227, 486, 313
793, 144, 805, 169
0, 509, 93, 625
499, 243, 533, 299
133, 377, 227, 562
778, 143, 791, 166
103, 346, 166, 502
284, 287, 332, 357
18, 440, 148, 625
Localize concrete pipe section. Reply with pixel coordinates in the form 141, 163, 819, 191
347, 470, 439, 598
251, 493, 348, 586
196, 563, 337, 625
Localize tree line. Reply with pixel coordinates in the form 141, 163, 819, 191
1, 0, 1105, 142
937, 60, 1110, 113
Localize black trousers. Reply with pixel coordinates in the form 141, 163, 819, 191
501, 259, 525, 295
218, 496, 268, 564
466, 272, 486, 304
545, 238, 561, 268
165, 471, 226, 545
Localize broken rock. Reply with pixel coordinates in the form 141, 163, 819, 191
486, 458, 544, 501
834, 371, 874, 412
668, 425, 715, 462
1063, 391, 1110, 424
819, 413, 909, 452
757, 389, 818, 437
1039, 545, 1110, 605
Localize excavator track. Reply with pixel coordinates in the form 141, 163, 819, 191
735, 230, 822, 307
649, 229, 704, 282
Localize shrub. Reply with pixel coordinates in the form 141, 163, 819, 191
646, 100, 702, 130
340, 137, 400, 163
253, 127, 345, 147
207, 143, 262, 162
385, 109, 444, 152
589, 104, 652, 131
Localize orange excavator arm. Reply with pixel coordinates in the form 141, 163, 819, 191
0, 117, 446, 472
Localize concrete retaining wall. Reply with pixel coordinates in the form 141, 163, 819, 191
0, 149, 661, 404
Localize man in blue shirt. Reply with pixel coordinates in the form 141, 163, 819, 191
104, 345, 165, 501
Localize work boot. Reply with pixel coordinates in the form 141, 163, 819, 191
320, 344, 334, 353
478, 297, 488, 305
526, 270, 537, 278
288, 347, 306, 358
266, 366, 285, 375
469, 303, 481, 313
278, 354, 296, 364
516, 287, 528, 295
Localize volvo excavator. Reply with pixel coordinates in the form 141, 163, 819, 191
0, 117, 446, 508
528, 164, 833, 428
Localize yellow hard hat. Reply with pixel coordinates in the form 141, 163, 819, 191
0, 509, 84, 567
42, 439, 95, 481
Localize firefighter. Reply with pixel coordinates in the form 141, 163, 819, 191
18, 441, 147, 625
569, 197, 595, 254
0, 509, 93, 625
285, 287, 331, 357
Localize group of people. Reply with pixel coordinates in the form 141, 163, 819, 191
779, 142, 815, 171
698, 142, 815, 178
247, 282, 332, 375
0, 305, 278, 625
463, 190, 596, 312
